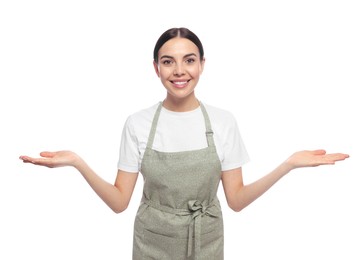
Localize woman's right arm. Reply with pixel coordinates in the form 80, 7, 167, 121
19, 151, 139, 213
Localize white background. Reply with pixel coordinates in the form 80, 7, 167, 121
1, 0, 362, 259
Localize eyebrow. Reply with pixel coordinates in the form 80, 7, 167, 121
160, 53, 198, 60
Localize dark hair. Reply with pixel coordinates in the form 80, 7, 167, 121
153, 27, 204, 63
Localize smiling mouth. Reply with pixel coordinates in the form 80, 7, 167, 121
171, 80, 190, 88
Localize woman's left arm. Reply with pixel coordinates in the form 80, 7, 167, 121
221, 149, 349, 212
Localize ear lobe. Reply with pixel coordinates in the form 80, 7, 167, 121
153, 61, 160, 77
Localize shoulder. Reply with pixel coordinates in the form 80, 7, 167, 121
126, 102, 160, 125
121, 102, 160, 139
202, 102, 237, 125
129, 102, 160, 119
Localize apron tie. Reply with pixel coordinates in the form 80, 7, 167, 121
142, 198, 219, 258
187, 200, 219, 258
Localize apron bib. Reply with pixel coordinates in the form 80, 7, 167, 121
132, 102, 224, 260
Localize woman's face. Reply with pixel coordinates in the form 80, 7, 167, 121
154, 37, 205, 102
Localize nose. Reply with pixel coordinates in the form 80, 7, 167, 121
173, 63, 185, 76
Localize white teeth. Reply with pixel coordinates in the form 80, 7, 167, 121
174, 81, 187, 85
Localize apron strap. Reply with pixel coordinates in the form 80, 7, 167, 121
200, 102, 216, 147
146, 101, 216, 149
145, 102, 163, 149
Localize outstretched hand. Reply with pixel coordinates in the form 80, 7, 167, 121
19, 151, 81, 168
285, 149, 349, 170
20, 149, 349, 171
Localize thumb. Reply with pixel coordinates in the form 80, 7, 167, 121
39, 151, 56, 158
312, 149, 327, 155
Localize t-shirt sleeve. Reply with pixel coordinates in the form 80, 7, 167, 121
220, 114, 250, 171
117, 116, 140, 173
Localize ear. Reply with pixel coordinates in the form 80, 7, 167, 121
200, 57, 206, 74
153, 61, 160, 77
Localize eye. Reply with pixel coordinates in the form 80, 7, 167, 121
161, 59, 173, 65
186, 58, 195, 64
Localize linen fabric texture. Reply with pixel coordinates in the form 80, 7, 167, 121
133, 102, 225, 259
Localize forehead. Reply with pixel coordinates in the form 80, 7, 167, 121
158, 37, 199, 58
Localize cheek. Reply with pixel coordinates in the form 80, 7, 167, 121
189, 66, 202, 77
159, 71, 169, 81
158, 67, 172, 78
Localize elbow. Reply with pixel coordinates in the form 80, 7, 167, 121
232, 207, 243, 213
111, 202, 129, 214
113, 208, 125, 214
228, 203, 243, 213
227, 200, 246, 213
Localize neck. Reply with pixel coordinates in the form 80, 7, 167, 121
163, 94, 199, 112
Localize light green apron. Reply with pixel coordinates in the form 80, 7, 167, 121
133, 102, 224, 260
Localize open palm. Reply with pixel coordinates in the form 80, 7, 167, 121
19, 151, 80, 168
285, 149, 349, 170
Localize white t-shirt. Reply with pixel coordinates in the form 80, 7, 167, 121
117, 102, 250, 173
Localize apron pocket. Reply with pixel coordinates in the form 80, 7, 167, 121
143, 229, 189, 260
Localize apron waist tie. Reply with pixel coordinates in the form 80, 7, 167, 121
142, 199, 219, 259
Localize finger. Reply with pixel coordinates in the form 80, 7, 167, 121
39, 151, 56, 158
19, 155, 35, 163
19, 155, 52, 167
328, 153, 350, 162
312, 149, 327, 155
30, 157, 56, 167
21, 159, 34, 164
318, 153, 349, 165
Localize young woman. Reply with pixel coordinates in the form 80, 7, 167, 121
19, 27, 349, 260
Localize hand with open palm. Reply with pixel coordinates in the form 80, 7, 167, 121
19, 151, 82, 169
